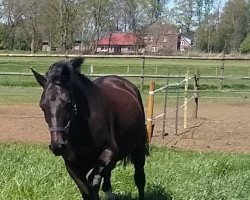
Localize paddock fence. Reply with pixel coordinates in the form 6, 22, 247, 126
0, 54, 250, 100
1, 54, 250, 84
0, 55, 250, 134
0, 71, 249, 100
146, 69, 199, 143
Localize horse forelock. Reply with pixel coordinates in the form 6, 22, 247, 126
45, 60, 90, 85
46, 60, 61, 74
44, 61, 70, 85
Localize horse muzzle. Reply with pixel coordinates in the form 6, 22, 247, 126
49, 131, 67, 156
49, 142, 67, 156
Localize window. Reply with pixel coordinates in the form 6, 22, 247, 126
101, 46, 108, 51
152, 46, 158, 52
127, 46, 133, 52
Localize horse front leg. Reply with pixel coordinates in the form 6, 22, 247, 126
65, 161, 91, 200
102, 167, 117, 200
88, 148, 116, 200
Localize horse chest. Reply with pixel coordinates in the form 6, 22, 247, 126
63, 143, 98, 164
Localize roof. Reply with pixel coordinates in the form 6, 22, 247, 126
98, 33, 137, 46
146, 22, 178, 35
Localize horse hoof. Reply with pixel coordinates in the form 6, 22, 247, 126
106, 193, 117, 200
105, 189, 117, 200
108, 196, 117, 200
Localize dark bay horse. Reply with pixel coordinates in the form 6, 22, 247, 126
31, 57, 148, 200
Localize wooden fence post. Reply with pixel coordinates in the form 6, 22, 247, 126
140, 57, 145, 90
127, 65, 130, 73
146, 81, 155, 143
184, 68, 189, 129
90, 65, 93, 74
175, 75, 180, 135
155, 66, 158, 74
193, 70, 199, 119
220, 52, 225, 89
162, 73, 170, 139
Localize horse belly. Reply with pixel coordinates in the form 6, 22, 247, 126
96, 77, 146, 157
111, 92, 145, 156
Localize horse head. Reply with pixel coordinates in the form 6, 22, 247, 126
31, 57, 84, 156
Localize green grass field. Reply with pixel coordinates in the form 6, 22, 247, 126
0, 56, 250, 104
0, 56, 250, 199
0, 143, 250, 200
0, 56, 250, 87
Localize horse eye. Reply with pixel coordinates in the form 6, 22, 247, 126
65, 101, 72, 110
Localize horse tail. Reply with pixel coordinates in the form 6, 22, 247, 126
144, 125, 150, 156
121, 125, 149, 167
134, 85, 149, 157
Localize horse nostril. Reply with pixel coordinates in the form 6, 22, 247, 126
49, 143, 66, 155
49, 144, 53, 150
60, 143, 66, 151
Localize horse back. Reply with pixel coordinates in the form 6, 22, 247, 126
94, 76, 146, 156
94, 76, 144, 116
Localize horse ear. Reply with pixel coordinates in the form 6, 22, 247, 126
31, 68, 46, 87
69, 57, 85, 72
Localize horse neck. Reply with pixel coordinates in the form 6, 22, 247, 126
71, 77, 100, 118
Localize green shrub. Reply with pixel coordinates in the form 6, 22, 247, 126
199, 84, 218, 90
223, 84, 250, 90
240, 35, 250, 53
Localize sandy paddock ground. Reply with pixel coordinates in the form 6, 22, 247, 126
0, 101, 249, 153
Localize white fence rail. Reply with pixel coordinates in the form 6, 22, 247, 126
146, 70, 199, 142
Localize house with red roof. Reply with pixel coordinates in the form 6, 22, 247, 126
96, 32, 144, 54
96, 23, 192, 55
144, 22, 192, 54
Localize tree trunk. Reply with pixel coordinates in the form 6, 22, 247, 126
60, 27, 65, 52
31, 35, 35, 54
59, 1, 65, 52
30, 27, 35, 54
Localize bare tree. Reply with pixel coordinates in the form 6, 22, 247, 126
171, 0, 196, 38
1, 0, 30, 50
19, 0, 42, 53
145, 0, 170, 22
41, 0, 82, 52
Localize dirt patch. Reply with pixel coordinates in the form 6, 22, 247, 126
0, 104, 48, 143
152, 101, 250, 153
0, 102, 249, 153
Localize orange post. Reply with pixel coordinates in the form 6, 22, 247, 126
146, 81, 155, 143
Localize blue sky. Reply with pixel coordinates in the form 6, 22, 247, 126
168, 0, 227, 9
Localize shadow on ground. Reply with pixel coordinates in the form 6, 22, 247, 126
116, 185, 172, 200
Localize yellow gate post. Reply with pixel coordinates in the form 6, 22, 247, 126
146, 81, 155, 143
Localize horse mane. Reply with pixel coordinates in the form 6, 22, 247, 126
45, 59, 94, 87
45, 60, 68, 84
70, 68, 94, 87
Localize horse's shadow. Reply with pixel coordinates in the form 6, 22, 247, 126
116, 184, 172, 200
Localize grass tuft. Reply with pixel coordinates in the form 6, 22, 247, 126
0, 143, 250, 200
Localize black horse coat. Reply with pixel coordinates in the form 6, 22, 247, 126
32, 57, 147, 200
